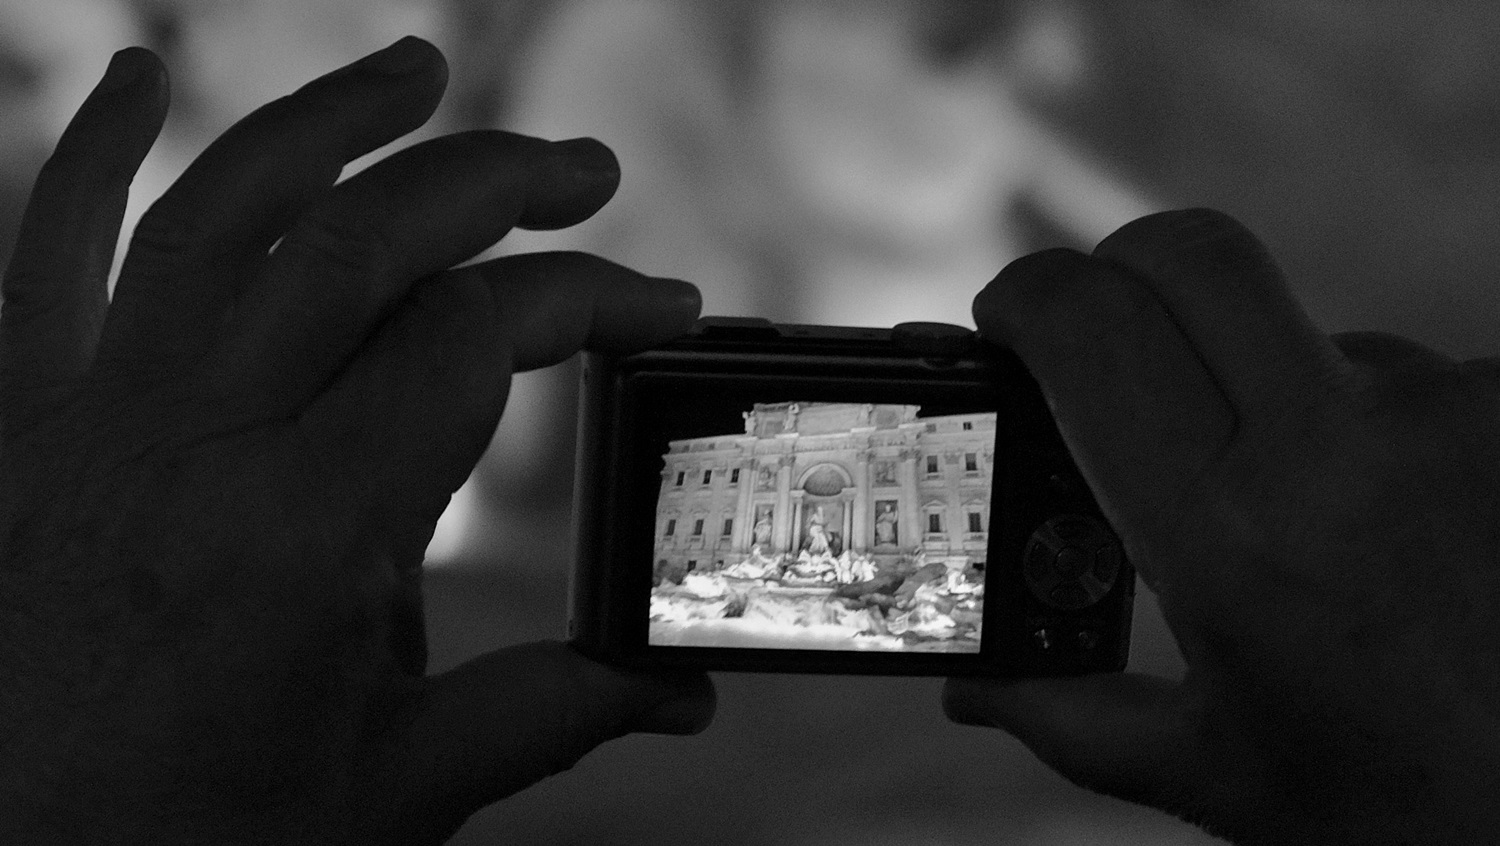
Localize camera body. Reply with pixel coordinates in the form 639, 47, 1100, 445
570, 318, 1133, 676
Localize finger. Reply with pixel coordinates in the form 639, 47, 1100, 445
93, 36, 448, 383
943, 674, 1217, 823
1, 48, 166, 395
356, 642, 714, 846
200, 133, 621, 418
1331, 330, 1455, 371
492, 251, 702, 372
973, 248, 1235, 571
296, 253, 698, 523
1093, 209, 1357, 439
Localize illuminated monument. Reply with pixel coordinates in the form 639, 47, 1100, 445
653, 402, 995, 577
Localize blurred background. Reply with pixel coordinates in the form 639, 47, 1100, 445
4, 1, 1500, 843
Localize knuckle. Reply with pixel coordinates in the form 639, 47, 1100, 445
127, 203, 215, 260
989, 248, 1096, 310
983, 248, 1154, 334
278, 209, 397, 282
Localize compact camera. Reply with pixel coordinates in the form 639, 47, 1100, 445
570, 318, 1133, 676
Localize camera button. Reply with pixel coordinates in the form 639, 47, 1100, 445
1032, 628, 1054, 650
694, 316, 780, 339
1054, 545, 1090, 578
891, 322, 978, 357
1025, 543, 1057, 584
1048, 583, 1091, 609
1024, 514, 1125, 610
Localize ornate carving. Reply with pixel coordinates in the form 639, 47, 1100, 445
756, 464, 777, 491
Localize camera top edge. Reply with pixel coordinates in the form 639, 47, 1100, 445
616, 316, 1021, 370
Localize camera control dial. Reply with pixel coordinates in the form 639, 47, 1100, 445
1023, 514, 1123, 610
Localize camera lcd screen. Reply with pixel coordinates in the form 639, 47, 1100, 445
630, 375, 999, 656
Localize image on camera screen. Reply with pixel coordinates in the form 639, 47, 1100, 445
648, 401, 990, 653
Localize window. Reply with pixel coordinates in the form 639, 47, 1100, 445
928, 513, 943, 534
968, 512, 983, 533
692, 518, 704, 536
730, 468, 740, 484
722, 518, 733, 537
964, 452, 978, 473
674, 471, 685, 486
702, 469, 713, 485
664, 519, 676, 537
962, 421, 973, 431
925, 422, 937, 433
925, 455, 939, 475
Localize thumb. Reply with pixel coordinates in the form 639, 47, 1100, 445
358, 641, 715, 846
943, 673, 1212, 818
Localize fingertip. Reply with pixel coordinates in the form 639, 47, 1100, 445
1331, 330, 1454, 370
1096, 208, 1239, 248
640, 276, 703, 331
585, 273, 702, 355
943, 673, 1200, 816
941, 676, 996, 727
72, 46, 168, 146
943, 673, 1186, 756
1094, 208, 1274, 281
626, 670, 717, 736
516, 137, 622, 230
971, 247, 1097, 344
362, 35, 446, 78
941, 676, 1034, 734
658, 276, 704, 316
326, 35, 447, 86
97, 46, 163, 93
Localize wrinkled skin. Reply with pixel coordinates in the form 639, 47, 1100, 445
948, 209, 1500, 845
0, 39, 713, 845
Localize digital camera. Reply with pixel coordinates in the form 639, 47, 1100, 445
569, 318, 1133, 676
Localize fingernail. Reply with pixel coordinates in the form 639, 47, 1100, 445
634, 695, 715, 736
551, 137, 620, 183
942, 694, 985, 727
653, 277, 703, 314
945, 702, 991, 728
941, 678, 1001, 727
99, 47, 155, 93
357, 35, 433, 76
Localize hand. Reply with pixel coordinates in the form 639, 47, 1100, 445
945, 209, 1500, 845
0, 39, 713, 845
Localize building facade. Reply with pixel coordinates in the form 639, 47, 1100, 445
653, 402, 995, 572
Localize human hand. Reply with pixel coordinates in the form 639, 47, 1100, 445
0, 39, 713, 845
945, 209, 1500, 845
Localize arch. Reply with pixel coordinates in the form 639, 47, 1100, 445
798, 462, 852, 496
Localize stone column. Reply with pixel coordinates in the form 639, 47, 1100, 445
789, 492, 805, 553
772, 454, 794, 553
731, 459, 755, 553
898, 448, 922, 553
852, 449, 871, 551
947, 452, 964, 552
841, 495, 854, 552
